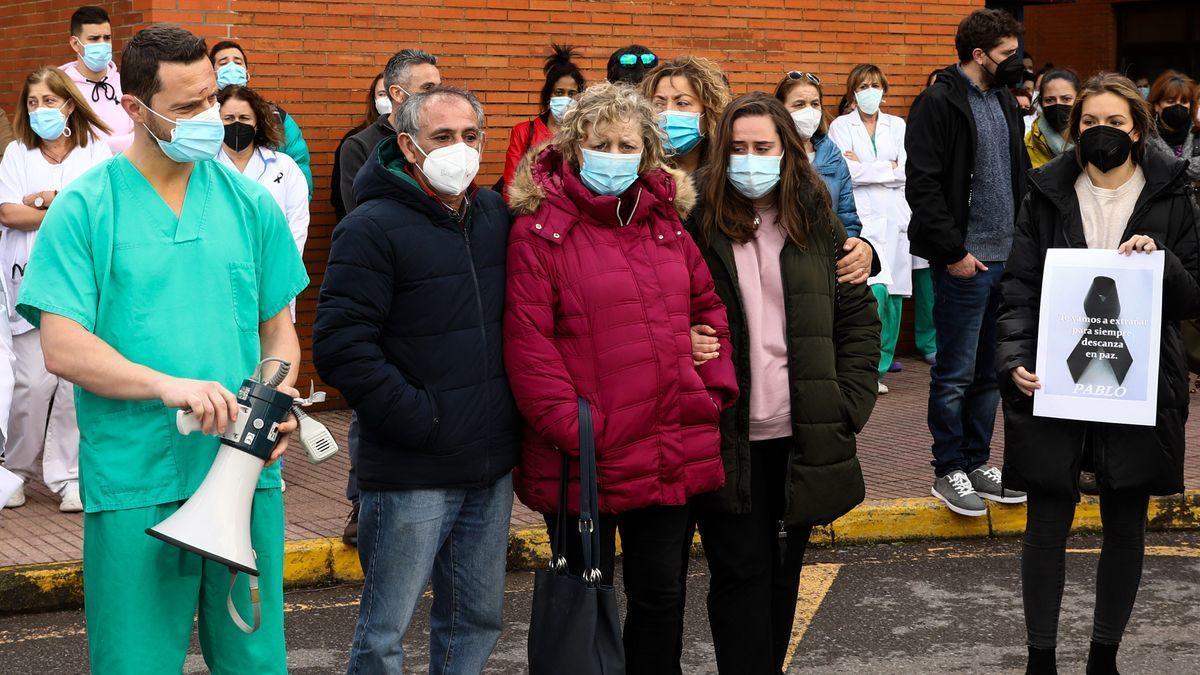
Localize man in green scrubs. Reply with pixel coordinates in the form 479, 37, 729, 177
16, 25, 308, 674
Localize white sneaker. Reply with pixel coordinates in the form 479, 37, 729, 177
877, 381, 889, 395
5, 483, 25, 508
59, 482, 83, 513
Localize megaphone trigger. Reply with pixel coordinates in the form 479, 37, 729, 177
177, 409, 203, 435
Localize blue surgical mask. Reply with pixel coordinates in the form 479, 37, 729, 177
727, 153, 783, 199
1138, 86, 1150, 100
216, 62, 249, 89
138, 99, 225, 163
29, 107, 68, 141
549, 96, 574, 122
579, 148, 641, 196
855, 88, 884, 116
80, 42, 112, 72
658, 111, 703, 155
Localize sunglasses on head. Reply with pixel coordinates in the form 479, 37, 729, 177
786, 71, 821, 86
619, 53, 658, 67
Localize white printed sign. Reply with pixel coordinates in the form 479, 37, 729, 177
1034, 249, 1163, 426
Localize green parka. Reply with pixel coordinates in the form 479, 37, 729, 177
689, 207, 880, 526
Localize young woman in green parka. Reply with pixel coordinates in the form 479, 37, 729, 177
686, 93, 880, 674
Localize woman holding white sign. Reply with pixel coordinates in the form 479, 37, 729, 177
996, 73, 1200, 675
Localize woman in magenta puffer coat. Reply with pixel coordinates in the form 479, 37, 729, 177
504, 83, 737, 674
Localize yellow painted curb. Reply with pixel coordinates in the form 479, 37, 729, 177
1148, 491, 1200, 529
4, 491, 1197, 615
283, 537, 333, 587
0, 563, 83, 614
830, 497, 991, 543
329, 540, 363, 582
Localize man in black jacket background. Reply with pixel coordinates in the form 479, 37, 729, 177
333, 47, 441, 546
314, 87, 521, 673
905, 9, 1031, 517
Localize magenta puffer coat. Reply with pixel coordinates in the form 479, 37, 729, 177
504, 147, 738, 515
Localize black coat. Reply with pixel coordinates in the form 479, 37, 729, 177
313, 138, 521, 491
905, 65, 1031, 266
337, 114, 395, 215
995, 150, 1200, 498
689, 210, 879, 526
330, 121, 368, 221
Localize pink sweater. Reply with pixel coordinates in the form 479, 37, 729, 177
731, 207, 792, 441
59, 61, 134, 155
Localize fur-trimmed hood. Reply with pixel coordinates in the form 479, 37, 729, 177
507, 145, 697, 222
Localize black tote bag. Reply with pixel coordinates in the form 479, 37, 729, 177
527, 399, 625, 675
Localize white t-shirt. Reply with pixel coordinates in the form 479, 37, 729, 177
216, 146, 310, 319
1075, 166, 1147, 251
0, 139, 112, 334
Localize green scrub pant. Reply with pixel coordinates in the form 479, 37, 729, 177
872, 283, 903, 377
82, 488, 286, 675
913, 267, 937, 358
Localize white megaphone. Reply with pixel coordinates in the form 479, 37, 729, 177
147, 358, 296, 633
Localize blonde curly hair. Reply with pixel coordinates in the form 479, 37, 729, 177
640, 56, 733, 139
553, 81, 670, 175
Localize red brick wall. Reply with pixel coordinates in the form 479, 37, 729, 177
1024, 0, 1119, 78
0, 0, 985, 401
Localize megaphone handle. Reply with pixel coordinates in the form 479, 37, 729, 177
227, 571, 261, 634
177, 409, 203, 435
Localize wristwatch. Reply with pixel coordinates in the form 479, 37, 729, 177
33, 191, 56, 209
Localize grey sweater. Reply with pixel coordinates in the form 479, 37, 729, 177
958, 66, 1015, 263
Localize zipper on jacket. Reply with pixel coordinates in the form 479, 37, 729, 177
775, 243, 804, 522
711, 242, 752, 509
777, 519, 789, 565
461, 224, 492, 476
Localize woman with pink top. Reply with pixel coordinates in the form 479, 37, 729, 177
685, 93, 880, 673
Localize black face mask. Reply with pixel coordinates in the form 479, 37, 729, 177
224, 121, 256, 152
1158, 104, 1193, 144
1019, 106, 1034, 117
1078, 125, 1133, 173
985, 51, 1024, 88
1042, 104, 1072, 133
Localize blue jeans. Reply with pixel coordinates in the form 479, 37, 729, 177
346, 473, 513, 675
928, 263, 1004, 477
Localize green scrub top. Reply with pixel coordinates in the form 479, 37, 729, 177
17, 155, 309, 513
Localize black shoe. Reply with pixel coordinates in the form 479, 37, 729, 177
1026, 646, 1057, 675
1079, 471, 1100, 496
1086, 641, 1119, 675
342, 502, 360, 547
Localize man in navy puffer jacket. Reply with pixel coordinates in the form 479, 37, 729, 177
313, 86, 520, 675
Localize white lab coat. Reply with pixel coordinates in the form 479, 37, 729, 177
218, 146, 310, 319
0, 284, 14, 446
0, 139, 112, 334
828, 111, 914, 296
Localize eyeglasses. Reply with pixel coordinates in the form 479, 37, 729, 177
786, 71, 821, 86
619, 53, 658, 68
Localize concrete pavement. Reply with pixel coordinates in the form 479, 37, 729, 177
2, 531, 1198, 673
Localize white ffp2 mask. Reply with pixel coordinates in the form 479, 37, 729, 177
791, 107, 822, 139
408, 138, 481, 196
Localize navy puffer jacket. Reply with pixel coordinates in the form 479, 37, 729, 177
313, 138, 521, 490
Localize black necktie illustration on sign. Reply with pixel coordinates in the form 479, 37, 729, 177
1067, 276, 1133, 384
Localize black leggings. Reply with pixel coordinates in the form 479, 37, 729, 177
697, 437, 814, 674
1022, 490, 1149, 649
